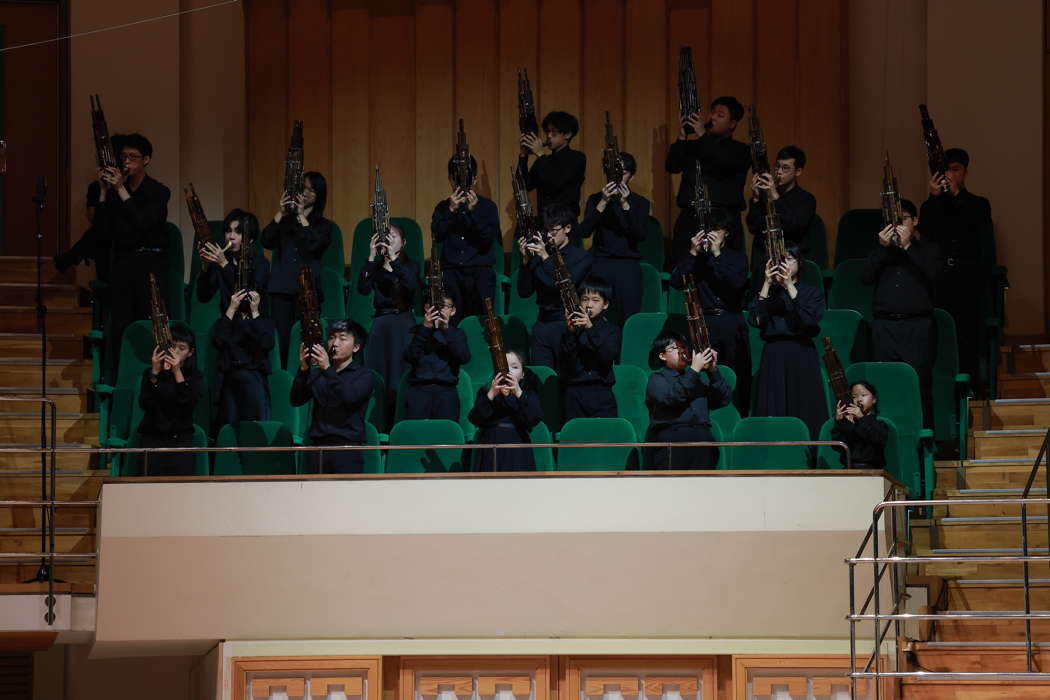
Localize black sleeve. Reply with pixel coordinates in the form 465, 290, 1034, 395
780, 284, 825, 332
261, 220, 282, 250
669, 252, 699, 290
431, 201, 454, 244
665, 139, 692, 175
442, 327, 471, 365
464, 199, 501, 253
114, 182, 170, 248
469, 388, 496, 427
403, 326, 429, 365
623, 195, 649, 241
578, 194, 602, 240
779, 190, 816, 242
505, 390, 543, 431
357, 260, 379, 295
290, 367, 312, 407
646, 369, 704, 409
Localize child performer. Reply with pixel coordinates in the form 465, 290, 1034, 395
469, 350, 543, 472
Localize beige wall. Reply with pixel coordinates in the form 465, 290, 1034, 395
34, 644, 197, 700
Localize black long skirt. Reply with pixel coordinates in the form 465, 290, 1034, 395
473, 426, 536, 472
365, 310, 417, 398
754, 338, 828, 440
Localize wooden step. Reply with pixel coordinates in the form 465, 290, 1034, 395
0, 307, 92, 335
0, 334, 85, 360
1000, 374, 1050, 399
0, 472, 102, 528
0, 562, 96, 585
971, 399, 1050, 431
0, 283, 80, 309
936, 616, 1050, 643
936, 461, 1044, 490
0, 388, 89, 414
932, 489, 1049, 518
0, 447, 98, 471
0, 528, 94, 554
937, 518, 1048, 549
921, 561, 1042, 579
0, 359, 92, 391
0, 413, 99, 445
973, 430, 1047, 460
1004, 344, 1050, 374
0, 257, 74, 285
947, 581, 1050, 610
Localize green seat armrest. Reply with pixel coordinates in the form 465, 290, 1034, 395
955, 373, 971, 385
378, 433, 389, 444
94, 383, 115, 397
918, 428, 934, 441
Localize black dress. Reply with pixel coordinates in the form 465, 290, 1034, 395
469, 387, 543, 472
357, 255, 419, 405
748, 282, 827, 439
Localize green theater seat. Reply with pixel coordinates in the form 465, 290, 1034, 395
727, 416, 810, 469
213, 421, 296, 475
556, 417, 638, 471
386, 419, 464, 473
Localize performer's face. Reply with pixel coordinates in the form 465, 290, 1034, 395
580, 291, 609, 319
707, 104, 736, 136
120, 147, 148, 178
775, 158, 800, 188
302, 178, 318, 208
505, 352, 524, 381
851, 384, 877, 414
225, 221, 243, 252
782, 253, 800, 281
328, 331, 359, 363
659, 341, 689, 372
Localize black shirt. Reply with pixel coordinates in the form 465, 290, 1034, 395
261, 214, 333, 295
526, 146, 587, 218
404, 324, 471, 386
918, 188, 994, 264
290, 360, 373, 443
665, 133, 751, 213
559, 315, 621, 386
646, 366, 732, 431
357, 257, 419, 314
746, 184, 817, 248
832, 414, 888, 467
431, 196, 500, 268
669, 248, 748, 313
747, 283, 824, 340
578, 192, 650, 259
196, 249, 272, 311
92, 174, 171, 255
137, 367, 203, 437
210, 315, 276, 374
516, 244, 593, 322
862, 239, 940, 317
469, 388, 544, 439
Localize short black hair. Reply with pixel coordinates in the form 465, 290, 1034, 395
169, 322, 198, 371
542, 203, 576, 231
900, 199, 918, 219
708, 207, 733, 233
222, 209, 261, 243
121, 133, 153, 159
447, 155, 478, 182
776, 145, 806, 169
541, 111, 579, 139
649, 331, 688, 369
303, 171, 327, 219
850, 380, 879, 415
328, 319, 368, 352
945, 147, 969, 168
710, 96, 744, 122
619, 152, 637, 175
579, 276, 613, 304
785, 242, 804, 263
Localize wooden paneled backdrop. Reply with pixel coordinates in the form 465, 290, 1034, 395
245, 0, 847, 257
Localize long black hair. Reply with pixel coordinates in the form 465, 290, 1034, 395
303, 171, 327, 222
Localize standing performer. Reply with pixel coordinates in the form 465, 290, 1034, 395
210, 288, 275, 432
521, 111, 587, 220
745, 145, 815, 289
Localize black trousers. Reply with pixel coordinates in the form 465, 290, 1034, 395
564, 384, 617, 420
935, 260, 980, 389
591, 257, 642, 324
107, 250, 166, 384
706, 310, 749, 382
444, 265, 496, 324
270, 292, 299, 370
531, 318, 569, 371
404, 383, 459, 421
305, 436, 365, 475
872, 316, 936, 429
136, 432, 196, 477
61, 225, 112, 281
671, 208, 744, 269
218, 368, 271, 430
645, 424, 719, 469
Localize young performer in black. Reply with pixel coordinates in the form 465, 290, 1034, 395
136, 323, 204, 477
210, 288, 275, 431
261, 171, 333, 364
645, 331, 732, 469
745, 145, 816, 290
520, 111, 587, 219
92, 133, 172, 383
516, 204, 593, 370
357, 223, 419, 405
431, 154, 500, 323
669, 208, 749, 380
862, 199, 939, 428
197, 209, 271, 313
559, 277, 621, 420
578, 152, 650, 323
831, 380, 888, 468
665, 97, 751, 262
403, 295, 470, 420
748, 243, 827, 440
469, 350, 544, 472
918, 148, 994, 393
291, 319, 373, 475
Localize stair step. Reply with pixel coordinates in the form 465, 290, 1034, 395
936, 464, 1044, 490
0, 334, 85, 360
0, 283, 80, 309
0, 257, 74, 285
0, 446, 98, 471
0, 561, 96, 585
972, 430, 1047, 460
0, 358, 92, 391
906, 645, 1050, 697
0, 307, 92, 335
938, 494, 1047, 518
971, 399, 1050, 431
0, 413, 99, 445
947, 581, 1050, 610
936, 616, 1050, 643
0, 472, 102, 528
936, 521, 1050, 549
999, 374, 1050, 399
0, 388, 89, 414
0, 528, 95, 554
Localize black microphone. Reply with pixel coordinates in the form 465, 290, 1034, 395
33, 175, 47, 209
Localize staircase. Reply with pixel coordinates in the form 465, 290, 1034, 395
0, 257, 100, 587
903, 342, 1050, 698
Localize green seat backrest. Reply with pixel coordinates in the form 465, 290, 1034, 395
266, 369, 301, 440
828, 259, 872, 321
802, 259, 824, 297
816, 416, 902, 478
711, 403, 741, 446
362, 421, 382, 474
393, 369, 475, 441
620, 312, 669, 371
322, 221, 346, 274
932, 308, 961, 443
188, 283, 223, 337
526, 365, 562, 434
807, 213, 829, 271
529, 422, 555, 471
819, 308, 864, 367
459, 314, 530, 388
349, 216, 425, 284
612, 364, 649, 440
835, 209, 881, 265
213, 420, 295, 475
717, 364, 737, 392
556, 417, 638, 471
508, 268, 540, 329
727, 416, 810, 469
640, 216, 665, 270
122, 424, 209, 477
639, 262, 665, 313
386, 419, 465, 473
115, 320, 159, 389
319, 266, 346, 319
164, 222, 186, 320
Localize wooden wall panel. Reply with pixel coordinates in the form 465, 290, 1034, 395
754, 0, 800, 164
331, 0, 371, 237
289, 0, 333, 182
455, 0, 501, 206
538, 0, 583, 135
710, 0, 753, 108
581, 0, 625, 196
667, 1, 711, 225
245, 0, 289, 221
414, 0, 455, 236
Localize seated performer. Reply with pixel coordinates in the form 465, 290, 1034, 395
358, 223, 419, 409
291, 319, 373, 475
210, 288, 275, 431
579, 152, 650, 323
832, 380, 888, 468
197, 209, 271, 313
261, 171, 333, 364
516, 204, 593, 370
669, 207, 749, 379
748, 243, 827, 440
644, 331, 732, 470
862, 199, 938, 428
136, 323, 204, 477
469, 350, 544, 472
403, 295, 470, 420
559, 277, 621, 420
665, 96, 750, 261
521, 110, 587, 219
431, 154, 500, 323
